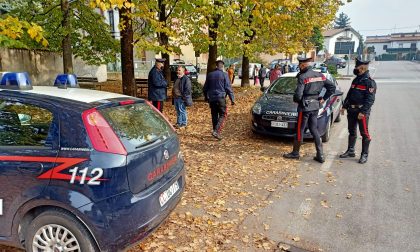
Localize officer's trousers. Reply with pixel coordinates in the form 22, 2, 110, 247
209, 98, 227, 133
152, 101, 164, 113
296, 110, 322, 154
347, 108, 371, 154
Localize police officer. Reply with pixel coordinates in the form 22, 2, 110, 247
148, 58, 168, 112
203, 60, 235, 140
340, 58, 376, 164
283, 57, 336, 163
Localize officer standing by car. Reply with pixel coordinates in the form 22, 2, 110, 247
203, 60, 235, 140
148, 58, 168, 112
283, 57, 336, 163
339, 58, 376, 164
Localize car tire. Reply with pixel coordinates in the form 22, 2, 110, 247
334, 111, 342, 123
322, 117, 332, 143
25, 209, 99, 252
336, 64, 340, 69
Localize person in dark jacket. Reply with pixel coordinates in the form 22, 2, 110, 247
283, 57, 336, 163
258, 65, 267, 88
203, 60, 235, 140
148, 58, 168, 112
339, 58, 376, 164
173, 65, 193, 128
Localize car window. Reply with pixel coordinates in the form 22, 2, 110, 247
267, 77, 297, 94
185, 66, 196, 72
0, 99, 54, 147
100, 103, 175, 152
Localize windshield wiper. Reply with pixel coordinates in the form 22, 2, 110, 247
271, 91, 293, 95
135, 136, 162, 149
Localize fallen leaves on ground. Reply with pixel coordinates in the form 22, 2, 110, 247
126, 86, 302, 251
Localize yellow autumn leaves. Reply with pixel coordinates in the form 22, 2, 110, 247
0, 16, 48, 47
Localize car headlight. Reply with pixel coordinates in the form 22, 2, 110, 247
253, 103, 262, 115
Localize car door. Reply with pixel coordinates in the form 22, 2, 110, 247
0, 96, 59, 236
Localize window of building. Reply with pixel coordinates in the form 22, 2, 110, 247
399, 43, 403, 48
411, 43, 416, 49
108, 10, 115, 33
334, 41, 355, 54
383, 45, 388, 50
0, 100, 54, 147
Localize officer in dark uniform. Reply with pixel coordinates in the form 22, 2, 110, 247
340, 58, 376, 164
203, 60, 235, 140
148, 58, 168, 112
283, 57, 336, 163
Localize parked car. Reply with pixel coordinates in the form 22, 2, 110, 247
251, 70, 343, 142
0, 73, 185, 251
324, 56, 347, 69
170, 64, 198, 81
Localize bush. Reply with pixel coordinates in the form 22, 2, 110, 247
327, 64, 338, 75
191, 80, 203, 99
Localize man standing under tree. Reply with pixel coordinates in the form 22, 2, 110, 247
203, 60, 235, 140
148, 58, 168, 112
283, 57, 336, 163
339, 58, 376, 164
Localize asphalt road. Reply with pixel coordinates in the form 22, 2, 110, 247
243, 61, 420, 252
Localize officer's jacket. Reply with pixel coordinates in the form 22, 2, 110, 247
294, 68, 336, 112
148, 66, 168, 101
203, 69, 235, 103
343, 71, 376, 114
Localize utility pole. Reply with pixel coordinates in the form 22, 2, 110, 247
61, 0, 73, 74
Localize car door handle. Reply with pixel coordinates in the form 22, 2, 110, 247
18, 163, 44, 175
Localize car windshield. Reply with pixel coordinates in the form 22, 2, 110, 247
100, 103, 174, 152
185, 65, 196, 72
267, 77, 297, 95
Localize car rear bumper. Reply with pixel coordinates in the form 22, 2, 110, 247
78, 162, 185, 251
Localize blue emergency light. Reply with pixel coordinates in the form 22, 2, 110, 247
0, 72, 33, 90
54, 74, 79, 88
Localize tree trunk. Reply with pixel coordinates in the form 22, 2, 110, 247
207, 1, 221, 74
157, 0, 170, 99
241, 54, 250, 87
61, 0, 73, 74
119, 2, 136, 97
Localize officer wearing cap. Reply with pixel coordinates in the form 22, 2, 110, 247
148, 58, 168, 112
203, 60, 235, 140
283, 57, 336, 163
340, 58, 376, 164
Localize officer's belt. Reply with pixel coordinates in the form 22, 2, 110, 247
303, 95, 319, 100
349, 105, 363, 108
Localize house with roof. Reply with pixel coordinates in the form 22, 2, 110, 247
322, 27, 362, 57
366, 32, 420, 60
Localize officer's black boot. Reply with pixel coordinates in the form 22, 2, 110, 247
359, 139, 370, 164
313, 142, 325, 163
339, 136, 356, 158
283, 140, 301, 159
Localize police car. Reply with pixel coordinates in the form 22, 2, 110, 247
251, 70, 343, 142
0, 72, 185, 251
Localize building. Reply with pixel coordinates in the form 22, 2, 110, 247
366, 32, 420, 60
322, 27, 362, 57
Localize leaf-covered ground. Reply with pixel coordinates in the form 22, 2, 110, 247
128, 86, 307, 251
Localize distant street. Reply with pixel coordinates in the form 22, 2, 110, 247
242, 61, 420, 251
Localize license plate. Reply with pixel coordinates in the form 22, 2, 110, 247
159, 181, 180, 207
271, 121, 288, 128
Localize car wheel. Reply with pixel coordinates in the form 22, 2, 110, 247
25, 209, 99, 252
322, 117, 332, 143
336, 64, 340, 69
334, 111, 341, 122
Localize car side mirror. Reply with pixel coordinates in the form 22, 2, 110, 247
333, 90, 344, 97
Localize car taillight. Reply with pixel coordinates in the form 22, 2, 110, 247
145, 101, 176, 131
82, 108, 127, 155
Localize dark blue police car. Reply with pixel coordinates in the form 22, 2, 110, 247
251, 71, 343, 142
0, 72, 185, 251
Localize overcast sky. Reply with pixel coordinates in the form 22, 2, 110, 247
339, 0, 420, 37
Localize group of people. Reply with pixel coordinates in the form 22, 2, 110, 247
147, 58, 193, 129
283, 57, 376, 164
147, 56, 376, 164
